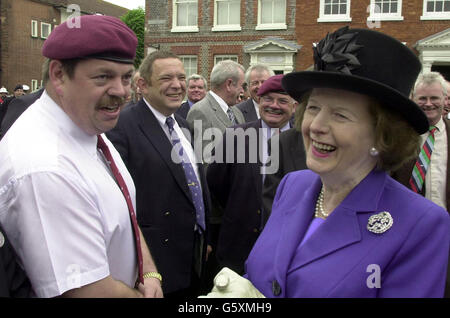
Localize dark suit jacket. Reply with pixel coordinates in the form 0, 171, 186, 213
0, 89, 44, 139
0, 224, 31, 297
106, 100, 211, 294
236, 98, 258, 123
391, 118, 450, 298
206, 120, 267, 274
262, 128, 307, 215
176, 101, 190, 119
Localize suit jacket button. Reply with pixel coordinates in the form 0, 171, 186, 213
272, 280, 281, 296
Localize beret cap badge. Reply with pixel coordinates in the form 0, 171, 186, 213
313, 26, 364, 75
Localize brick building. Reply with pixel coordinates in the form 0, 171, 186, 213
144, 0, 450, 81
0, 0, 128, 94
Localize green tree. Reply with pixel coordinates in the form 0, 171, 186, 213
121, 8, 145, 70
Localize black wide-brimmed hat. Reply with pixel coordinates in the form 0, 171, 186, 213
282, 26, 428, 134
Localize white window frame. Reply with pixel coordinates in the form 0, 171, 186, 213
31, 20, 38, 37
31, 79, 39, 92
171, 0, 199, 33
318, 0, 352, 23
212, 0, 241, 32
367, 0, 404, 21
256, 0, 287, 31
40, 22, 52, 39
180, 55, 198, 79
214, 55, 238, 65
421, 0, 450, 20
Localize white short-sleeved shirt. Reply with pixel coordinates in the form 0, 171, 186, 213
0, 91, 137, 297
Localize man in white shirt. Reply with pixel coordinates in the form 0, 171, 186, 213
411, 72, 449, 211
0, 15, 162, 298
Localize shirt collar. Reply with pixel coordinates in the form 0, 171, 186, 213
41, 90, 98, 157
143, 97, 175, 127
261, 119, 291, 136
434, 117, 445, 133
252, 99, 260, 119
209, 90, 229, 114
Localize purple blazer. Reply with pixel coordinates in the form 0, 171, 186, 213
245, 169, 449, 297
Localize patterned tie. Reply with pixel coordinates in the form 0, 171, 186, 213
409, 126, 437, 193
97, 135, 144, 286
227, 108, 237, 125
166, 117, 206, 232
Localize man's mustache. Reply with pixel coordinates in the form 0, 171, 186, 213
97, 96, 127, 108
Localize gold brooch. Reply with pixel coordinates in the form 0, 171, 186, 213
367, 211, 393, 234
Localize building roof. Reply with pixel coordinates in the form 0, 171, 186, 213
244, 37, 302, 53
33, 0, 128, 18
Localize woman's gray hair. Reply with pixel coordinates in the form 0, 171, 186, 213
210, 60, 245, 90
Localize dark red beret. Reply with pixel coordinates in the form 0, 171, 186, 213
42, 15, 137, 64
257, 74, 286, 97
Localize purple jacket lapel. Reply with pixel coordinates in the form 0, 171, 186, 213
275, 170, 386, 281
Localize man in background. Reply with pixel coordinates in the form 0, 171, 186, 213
236, 64, 274, 123
176, 73, 207, 119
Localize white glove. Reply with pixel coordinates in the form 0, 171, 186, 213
199, 267, 265, 298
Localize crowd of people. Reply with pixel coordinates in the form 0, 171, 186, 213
0, 15, 448, 299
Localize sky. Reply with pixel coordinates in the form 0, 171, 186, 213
103, 0, 145, 10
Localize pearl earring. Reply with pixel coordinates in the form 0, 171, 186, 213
370, 147, 379, 157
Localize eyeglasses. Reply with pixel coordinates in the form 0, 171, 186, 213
250, 80, 265, 87
260, 95, 291, 107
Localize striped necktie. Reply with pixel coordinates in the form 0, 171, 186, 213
227, 108, 237, 125
409, 126, 437, 193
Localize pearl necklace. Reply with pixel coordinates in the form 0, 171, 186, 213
314, 187, 329, 219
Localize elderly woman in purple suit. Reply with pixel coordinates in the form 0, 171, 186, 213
244, 27, 450, 298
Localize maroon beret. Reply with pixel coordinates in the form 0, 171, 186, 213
257, 74, 286, 97
42, 15, 137, 64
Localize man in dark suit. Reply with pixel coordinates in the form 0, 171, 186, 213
106, 51, 211, 298
0, 88, 44, 139
206, 74, 295, 275
236, 64, 274, 122
176, 74, 207, 119
0, 224, 31, 297
262, 126, 307, 215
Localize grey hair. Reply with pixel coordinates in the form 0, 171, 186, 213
413, 71, 448, 97
187, 73, 207, 91
210, 60, 245, 89
244, 64, 275, 84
